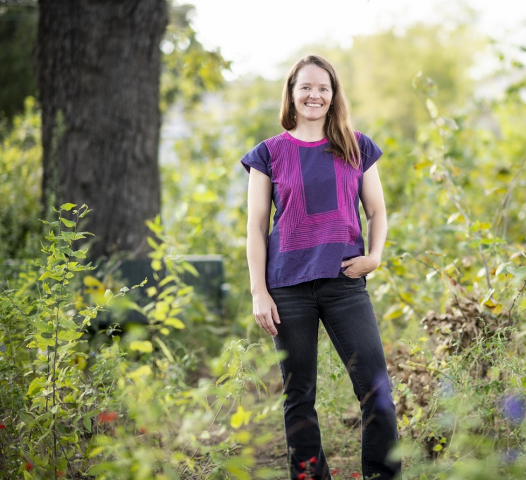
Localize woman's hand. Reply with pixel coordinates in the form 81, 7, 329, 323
252, 291, 280, 337
341, 255, 380, 278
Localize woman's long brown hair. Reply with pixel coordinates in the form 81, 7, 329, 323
280, 55, 361, 168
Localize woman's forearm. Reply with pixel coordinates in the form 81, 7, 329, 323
247, 222, 269, 295
366, 207, 387, 265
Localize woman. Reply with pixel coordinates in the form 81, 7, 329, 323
241, 55, 401, 480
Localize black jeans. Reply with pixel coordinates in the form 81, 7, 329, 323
269, 273, 402, 480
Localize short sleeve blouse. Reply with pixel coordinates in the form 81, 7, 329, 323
241, 131, 383, 289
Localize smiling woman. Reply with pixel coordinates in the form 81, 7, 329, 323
241, 55, 402, 480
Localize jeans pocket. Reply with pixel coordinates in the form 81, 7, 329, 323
338, 271, 367, 288
339, 271, 362, 281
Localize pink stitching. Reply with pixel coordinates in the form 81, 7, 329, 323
265, 133, 361, 253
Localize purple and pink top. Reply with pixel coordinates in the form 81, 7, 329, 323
241, 131, 383, 290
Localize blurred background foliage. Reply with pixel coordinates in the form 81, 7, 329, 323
1, 0, 526, 478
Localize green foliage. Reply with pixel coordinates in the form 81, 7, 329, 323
0, 97, 42, 259
0, 205, 283, 479
160, 3, 230, 112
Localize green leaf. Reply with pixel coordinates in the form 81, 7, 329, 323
177, 286, 193, 296
60, 217, 76, 228
38, 271, 63, 281
57, 330, 84, 341
183, 261, 199, 277
35, 334, 56, 347
34, 321, 54, 334
154, 337, 175, 362
255, 468, 285, 479
146, 236, 159, 249
426, 98, 438, 119
87, 463, 120, 475
159, 275, 177, 287
27, 376, 47, 396
60, 203, 77, 211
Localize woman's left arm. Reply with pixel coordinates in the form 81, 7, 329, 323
341, 163, 387, 278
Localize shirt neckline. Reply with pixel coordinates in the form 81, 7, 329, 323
283, 131, 329, 147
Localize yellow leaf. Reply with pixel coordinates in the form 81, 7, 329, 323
413, 159, 433, 170
127, 365, 152, 380
383, 305, 403, 320
234, 431, 252, 444
129, 341, 153, 353
165, 318, 185, 329
231, 405, 251, 429
83, 275, 101, 287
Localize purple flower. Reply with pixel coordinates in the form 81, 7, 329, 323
0, 345, 6, 353
437, 377, 456, 399
90, 351, 95, 357
501, 394, 526, 424
501, 447, 520, 465
373, 373, 394, 411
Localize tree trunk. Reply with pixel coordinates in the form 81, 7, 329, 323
37, 0, 167, 260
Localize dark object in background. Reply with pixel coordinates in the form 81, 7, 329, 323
115, 254, 225, 319
0, 2, 38, 122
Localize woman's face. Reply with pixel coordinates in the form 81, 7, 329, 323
291, 64, 333, 125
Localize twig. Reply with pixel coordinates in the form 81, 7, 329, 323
492, 156, 526, 238
506, 280, 526, 325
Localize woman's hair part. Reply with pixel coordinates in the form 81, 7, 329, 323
280, 54, 361, 168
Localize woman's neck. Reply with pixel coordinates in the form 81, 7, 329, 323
288, 121, 326, 142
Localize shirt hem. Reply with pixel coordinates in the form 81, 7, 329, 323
267, 271, 342, 290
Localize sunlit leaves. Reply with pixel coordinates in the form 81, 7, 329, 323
129, 340, 153, 353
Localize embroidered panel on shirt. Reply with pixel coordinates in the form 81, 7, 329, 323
265, 134, 361, 253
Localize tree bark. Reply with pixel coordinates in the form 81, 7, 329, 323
37, 0, 167, 260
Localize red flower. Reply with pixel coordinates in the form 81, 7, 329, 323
309, 456, 318, 464
299, 461, 306, 469
298, 474, 306, 480
98, 411, 118, 423
25, 462, 33, 471
352, 473, 360, 478
0, 424, 5, 430
331, 469, 339, 475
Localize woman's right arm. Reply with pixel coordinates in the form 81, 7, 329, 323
246, 168, 281, 337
